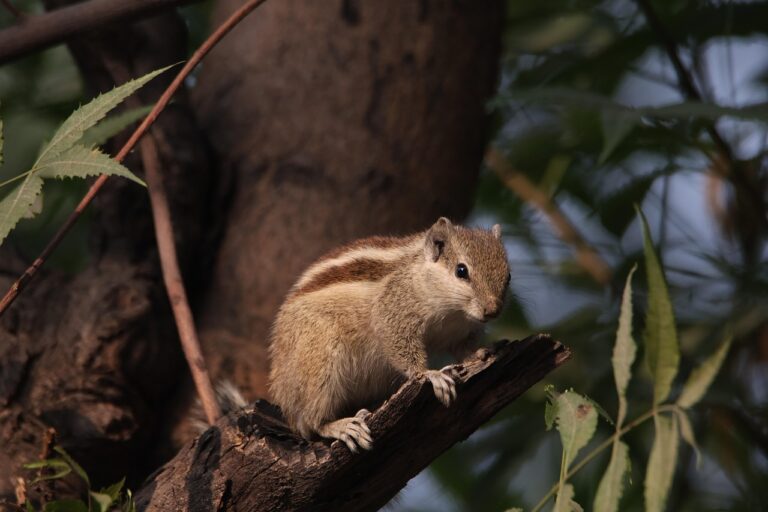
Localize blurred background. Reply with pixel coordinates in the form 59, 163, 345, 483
1, 1, 767, 510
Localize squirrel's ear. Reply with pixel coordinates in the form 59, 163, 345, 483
492, 224, 502, 240
425, 217, 451, 262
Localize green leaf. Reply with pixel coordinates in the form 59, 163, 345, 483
677, 334, 732, 409
35, 145, 145, 186
598, 171, 664, 236
637, 208, 680, 404
548, 390, 599, 467
505, 508, 524, 512
1, 114, 4, 166
499, 87, 768, 124
36, 65, 172, 165
42, 500, 88, 512
22, 458, 68, 470
23, 458, 71, 483
554, 483, 584, 512
545, 399, 557, 430
0, 66, 161, 244
25, 501, 35, 512
675, 408, 701, 468
80, 105, 153, 148
0, 174, 44, 245
613, 265, 637, 427
122, 489, 136, 512
53, 446, 90, 487
594, 440, 630, 512
100, 477, 125, 502
644, 413, 680, 512
599, 111, 635, 164
90, 491, 114, 512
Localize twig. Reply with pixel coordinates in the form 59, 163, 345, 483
140, 133, 221, 423
0, 0, 270, 317
530, 403, 679, 512
635, 0, 768, 265
485, 147, 612, 286
634, 0, 734, 166
0, 0, 201, 64
0, 0, 23, 19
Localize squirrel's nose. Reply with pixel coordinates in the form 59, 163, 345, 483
483, 299, 503, 320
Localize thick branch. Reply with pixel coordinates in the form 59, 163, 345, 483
0, 0, 199, 63
136, 334, 570, 511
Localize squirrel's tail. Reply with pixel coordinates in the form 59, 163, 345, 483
190, 380, 248, 432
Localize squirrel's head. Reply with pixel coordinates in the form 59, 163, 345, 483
423, 217, 511, 322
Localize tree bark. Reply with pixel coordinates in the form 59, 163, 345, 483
136, 335, 569, 512
191, 0, 504, 402
0, 0, 506, 505
0, 4, 212, 498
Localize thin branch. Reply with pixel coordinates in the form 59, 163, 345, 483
485, 147, 613, 286
635, 0, 768, 266
140, 133, 221, 423
0, 0, 271, 317
0, 0, 23, 19
0, 0, 200, 64
530, 403, 679, 512
634, 0, 734, 168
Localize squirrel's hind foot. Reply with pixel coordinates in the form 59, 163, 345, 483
318, 409, 373, 453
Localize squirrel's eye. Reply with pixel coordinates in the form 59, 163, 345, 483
455, 263, 469, 280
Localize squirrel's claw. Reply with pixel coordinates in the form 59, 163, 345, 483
319, 413, 373, 453
426, 368, 456, 407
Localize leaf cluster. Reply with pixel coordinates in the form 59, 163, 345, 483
21, 446, 135, 512
0, 67, 171, 246
508, 210, 732, 512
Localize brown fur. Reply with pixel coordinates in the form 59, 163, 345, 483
291, 258, 397, 298
317, 235, 417, 262
268, 218, 510, 449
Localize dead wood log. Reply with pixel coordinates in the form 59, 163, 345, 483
136, 334, 569, 511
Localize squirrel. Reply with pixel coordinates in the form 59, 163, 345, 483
267, 217, 510, 452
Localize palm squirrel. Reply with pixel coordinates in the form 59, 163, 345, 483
268, 217, 510, 452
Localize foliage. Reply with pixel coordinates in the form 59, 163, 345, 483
0, 66, 171, 245
2, 1, 766, 511
507, 213, 731, 512
22, 446, 135, 512
429, 1, 768, 510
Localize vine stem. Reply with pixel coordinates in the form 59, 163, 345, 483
0, 0, 23, 19
0, 0, 270, 317
530, 403, 678, 512
140, 133, 221, 423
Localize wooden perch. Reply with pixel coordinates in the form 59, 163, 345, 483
135, 334, 570, 511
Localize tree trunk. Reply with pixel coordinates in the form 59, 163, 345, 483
191, 0, 504, 399
0, 4, 212, 498
0, 0, 505, 506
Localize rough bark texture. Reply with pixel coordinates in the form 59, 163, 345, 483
136, 335, 570, 512
191, 0, 504, 399
0, 0, 508, 507
0, 4, 212, 499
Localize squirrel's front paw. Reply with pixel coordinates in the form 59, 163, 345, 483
425, 368, 456, 407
